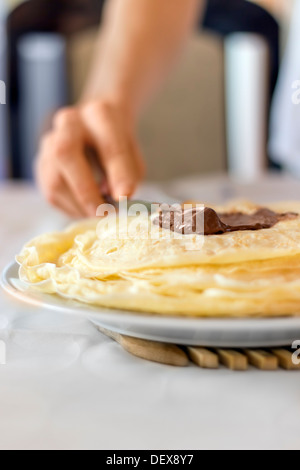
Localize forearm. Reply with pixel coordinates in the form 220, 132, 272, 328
81, 0, 203, 120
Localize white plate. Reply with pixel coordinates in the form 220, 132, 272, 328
2, 262, 300, 348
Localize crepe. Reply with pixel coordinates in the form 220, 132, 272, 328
16, 201, 300, 317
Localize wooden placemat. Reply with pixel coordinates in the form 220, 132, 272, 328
98, 327, 300, 371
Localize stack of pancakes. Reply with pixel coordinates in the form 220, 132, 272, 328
17, 201, 300, 317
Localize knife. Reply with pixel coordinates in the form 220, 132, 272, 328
104, 195, 179, 214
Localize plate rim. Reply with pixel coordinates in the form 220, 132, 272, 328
2, 261, 300, 332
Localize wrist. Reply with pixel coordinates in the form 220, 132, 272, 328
79, 92, 137, 128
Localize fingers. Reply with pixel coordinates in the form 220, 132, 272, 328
48, 186, 85, 219
81, 102, 144, 201
46, 109, 104, 217
36, 151, 84, 218
57, 135, 104, 217
37, 103, 146, 218
130, 137, 146, 182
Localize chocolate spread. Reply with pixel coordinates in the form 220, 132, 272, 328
153, 206, 297, 236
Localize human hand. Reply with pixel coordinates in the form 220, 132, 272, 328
36, 100, 145, 217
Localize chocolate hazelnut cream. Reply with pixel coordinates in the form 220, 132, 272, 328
153, 206, 298, 236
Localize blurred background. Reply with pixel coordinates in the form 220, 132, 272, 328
0, 0, 296, 183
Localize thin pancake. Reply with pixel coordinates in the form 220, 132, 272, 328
16, 201, 300, 317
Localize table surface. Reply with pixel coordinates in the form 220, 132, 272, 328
1, 173, 300, 451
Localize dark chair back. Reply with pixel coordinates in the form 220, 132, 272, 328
7, 0, 279, 177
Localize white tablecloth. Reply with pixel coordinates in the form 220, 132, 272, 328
1, 175, 300, 451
